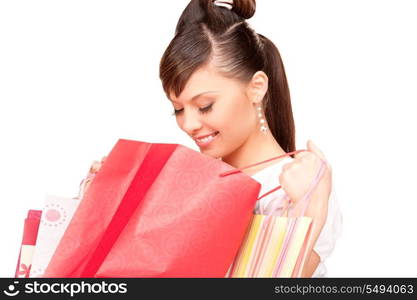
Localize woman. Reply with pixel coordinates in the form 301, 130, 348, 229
158, 0, 342, 277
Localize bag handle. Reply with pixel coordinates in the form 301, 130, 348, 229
272, 159, 327, 277
219, 149, 327, 217
219, 150, 307, 201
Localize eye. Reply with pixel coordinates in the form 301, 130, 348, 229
199, 103, 213, 114
171, 103, 213, 116
171, 108, 183, 116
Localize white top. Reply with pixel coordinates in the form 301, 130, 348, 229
250, 156, 343, 277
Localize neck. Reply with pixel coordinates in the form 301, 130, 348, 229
221, 129, 288, 175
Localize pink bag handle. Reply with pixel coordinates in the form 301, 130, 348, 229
219, 150, 327, 216
219, 150, 307, 201
273, 160, 326, 276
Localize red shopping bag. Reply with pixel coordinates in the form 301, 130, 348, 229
43, 139, 264, 277
15, 210, 42, 277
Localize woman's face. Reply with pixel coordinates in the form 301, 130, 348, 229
168, 62, 261, 159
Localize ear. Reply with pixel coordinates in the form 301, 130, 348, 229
246, 71, 269, 105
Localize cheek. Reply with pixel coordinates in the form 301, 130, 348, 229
215, 99, 255, 136
175, 117, 183, 129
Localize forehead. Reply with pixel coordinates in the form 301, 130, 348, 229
169, 63, 233, 102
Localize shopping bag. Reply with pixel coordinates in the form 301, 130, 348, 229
43, 139, 264, 277
15, 210, 42, 278
12, 151, 103, 278
29, 195, 80, 277
16, 155, 102, 278
227, 155, 327, 277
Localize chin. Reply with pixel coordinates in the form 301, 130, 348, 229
200, 148, 221, 159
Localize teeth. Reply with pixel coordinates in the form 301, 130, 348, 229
197, 132, 217, 143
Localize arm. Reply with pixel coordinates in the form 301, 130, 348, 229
302, 250, 320, 277
300, 220, 325, 277
300, 192, 329, 277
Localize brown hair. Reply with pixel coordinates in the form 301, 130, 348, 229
159, 0, 296, 153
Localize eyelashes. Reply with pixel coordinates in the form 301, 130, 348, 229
171, 103, 214, 116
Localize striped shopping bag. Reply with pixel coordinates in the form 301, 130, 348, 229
222, 152, 327, 278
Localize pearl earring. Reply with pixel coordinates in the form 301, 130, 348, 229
257, 105, 268, 133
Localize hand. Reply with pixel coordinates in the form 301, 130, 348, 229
279, 140, 332, 225
88, 156, 107, 174
75, 156, 107, 200
84, 156, 107, 189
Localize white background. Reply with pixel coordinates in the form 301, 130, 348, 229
1, 0, 416, 277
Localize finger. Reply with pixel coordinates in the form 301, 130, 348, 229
307, 140, 328, 164
89, 161, 101, 173
294, 149, 318, 166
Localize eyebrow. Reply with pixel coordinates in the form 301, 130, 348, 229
169, 91, 219, 104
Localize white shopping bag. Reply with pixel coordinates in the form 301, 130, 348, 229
29, 195, 80, 277
28, 157, 103, 277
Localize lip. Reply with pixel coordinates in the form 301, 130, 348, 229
194, 131, 219, 140
194, 131, 219, 147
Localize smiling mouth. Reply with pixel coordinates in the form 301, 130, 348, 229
195, 131, 219, 145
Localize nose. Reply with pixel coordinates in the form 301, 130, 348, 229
181, 108, 203, 136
